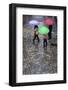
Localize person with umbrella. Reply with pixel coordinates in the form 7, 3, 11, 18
33, 25, 40, 44
43, 18, 55, 39
38, 26, 49, 48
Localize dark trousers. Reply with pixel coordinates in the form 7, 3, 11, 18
43, 39, 47, 47
48, 32, 52, 39
33, 35, 39, 43
48, 25, 52, 39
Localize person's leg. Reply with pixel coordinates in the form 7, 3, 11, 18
45, 39, 47, 47
36, 35, 40, 43
33, 35, 36, 43
49, 25, 52, 39
48, 32, 50, 39
43, 39, 45, 47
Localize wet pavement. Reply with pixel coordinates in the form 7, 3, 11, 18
23, 28, 57, 75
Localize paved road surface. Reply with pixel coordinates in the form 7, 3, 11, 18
23, 28, 57, 75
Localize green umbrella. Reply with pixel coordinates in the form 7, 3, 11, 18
38, 26, 49, 35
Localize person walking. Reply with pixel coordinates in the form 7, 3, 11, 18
33, 25, 40, 44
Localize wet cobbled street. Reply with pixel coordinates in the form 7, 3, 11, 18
23, 28, 57, 75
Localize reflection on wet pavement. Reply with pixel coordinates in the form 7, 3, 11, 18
23, 28, 57, 75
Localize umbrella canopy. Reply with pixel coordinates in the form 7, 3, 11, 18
38, 26, 49, 35
43, 18, 55, 26
29, 20, 39, 25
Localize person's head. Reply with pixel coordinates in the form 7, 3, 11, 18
34, 25, 38, 29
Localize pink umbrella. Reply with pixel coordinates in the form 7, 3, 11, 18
43, 18, 55, 26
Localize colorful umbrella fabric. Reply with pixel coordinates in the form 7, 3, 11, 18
43, 18, 55, 26
38, 26, 49, 35
29, 20, 39, 25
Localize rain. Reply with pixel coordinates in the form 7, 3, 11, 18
23, 15, 57, 75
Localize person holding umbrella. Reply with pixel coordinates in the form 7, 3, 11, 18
38, 26, 49, 48
33, 25, 40, 44
43, 18, 55, 39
